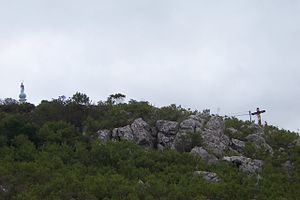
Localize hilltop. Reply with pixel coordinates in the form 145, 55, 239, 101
0, 93, 299, 200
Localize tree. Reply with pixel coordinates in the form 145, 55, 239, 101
37, 121, 78, 146
106, 93, 126, 105
70, 92, 91, 105
11, 134, 36, 161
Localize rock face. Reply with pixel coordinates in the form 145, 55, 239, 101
97, 129, 111, 143
156, 120, 178, 150
179, 114, 206, 133
156, 120, 178, 135
190, 146, 218, 165
179, 118, 201, 133
223, 156, 263, 175
193, 171, 221, 183
201, 116, 231, 157
112, 125, 134, 141
131, 118, 154, 147
245, 134, 273, 155
231, 138, 246, 152
157, 132, 175, 150
110, 119, 154, 148
95, 112, 275, 176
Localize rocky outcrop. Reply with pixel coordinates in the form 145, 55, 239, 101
223, 156, 263, 175
110, 119, 154, 148
97, 129, 111, 143
156, 120, 178, 150
157, 132, 176, 150
190, 146, 218, 165
231, 138, 245, 152
201, 116, 231, 157
156, 120, 178, 134
179, 113, 207, 133
112, 125, 134, 141
179, 117, 202, 133
95, 112, 275, 167
131, 118, 154, 147
245, 134, 273, 155
193, 171, 221, 183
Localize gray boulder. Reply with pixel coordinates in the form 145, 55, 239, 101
201, 116, 231, 157
193, 171, 221, 183
131, 118, 154, 147
110, 119, 154, 147
157, 132, 176, 150
112, 125, 134, 141
231, 138, 246, 152
156, 120, 179, 135
156, 120, 179, 150
245, 134, 273, 155
223, 156, 263, 175
179, 118, 202, 133
97, 129, 111, 143
190, 146, 218, 165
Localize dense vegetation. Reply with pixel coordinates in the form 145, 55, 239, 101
0, 93, 299, 199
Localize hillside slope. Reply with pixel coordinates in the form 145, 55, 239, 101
0, 94, 299, 200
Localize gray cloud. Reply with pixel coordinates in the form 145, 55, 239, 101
1, 0, 300, 131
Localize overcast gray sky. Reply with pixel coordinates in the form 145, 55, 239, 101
0, 0, 299, 132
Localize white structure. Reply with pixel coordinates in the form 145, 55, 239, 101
19, 82, 27, 103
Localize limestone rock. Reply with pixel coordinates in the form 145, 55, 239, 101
193, 171, 221, 183
201, 116, 231, 157
223, 156, 263, 175
156, 120, 179, 135
96, 129, 111, 143
179, 118, 202, 133
155, 120, 179, 150
245, 134, 273, 155
206, 116, 224, 130
231, 138, 246, 152
190, 146, 218, 165
131, 118, 154, 147
157, 132, 175, 150
112, 125, 134, 141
